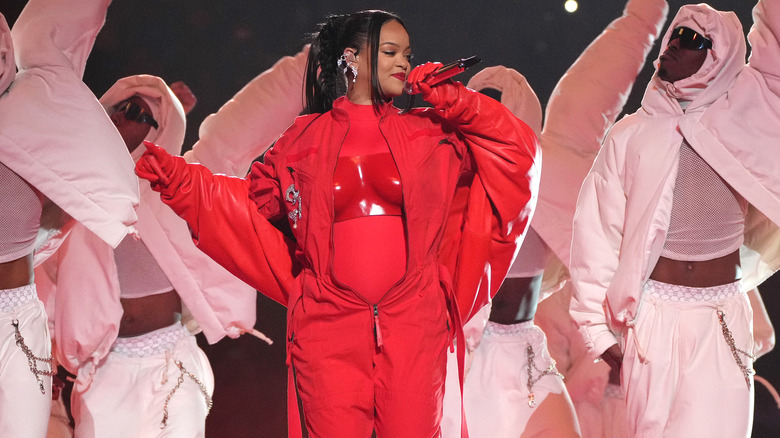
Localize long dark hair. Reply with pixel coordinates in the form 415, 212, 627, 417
304, 10, 406, 114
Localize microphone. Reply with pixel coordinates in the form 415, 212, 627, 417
405, 56, 481, 94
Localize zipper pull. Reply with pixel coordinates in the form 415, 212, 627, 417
373, 305, 384, 351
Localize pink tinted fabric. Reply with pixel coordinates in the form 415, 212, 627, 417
0, 162, 41, 263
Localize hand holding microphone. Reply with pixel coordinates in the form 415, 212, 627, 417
404, 56, 481, 96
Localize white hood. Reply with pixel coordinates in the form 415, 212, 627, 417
99, 74, 186, 161
642, 4, 746, 115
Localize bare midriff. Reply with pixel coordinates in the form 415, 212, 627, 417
649, 249, 741, 287
489, 275, 543, 324
118, 290, 182, 337
330, 101, 407, 304
0, 253, 34, 290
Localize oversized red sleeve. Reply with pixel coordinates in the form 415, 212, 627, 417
436, 83, 541, 322
154, 156, 296, 306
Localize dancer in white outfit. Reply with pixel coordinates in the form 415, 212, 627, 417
441, 1, 670, 436
34, 42, 308, 436
570, 1, 780, 436
0, 1, 139, 436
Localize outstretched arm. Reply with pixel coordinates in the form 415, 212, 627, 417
747, 0, 780, 88
137, 142, 295, 305
543, 0, 668, 155
11, 0, 112, 78
2, 0, 138, 252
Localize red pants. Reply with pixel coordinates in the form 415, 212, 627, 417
290, 287, 449, 437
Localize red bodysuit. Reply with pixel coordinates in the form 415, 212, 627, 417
332, 102, 406, 304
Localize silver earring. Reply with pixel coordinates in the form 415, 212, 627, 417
338, 53, 358, 83
349, 63, 358, 82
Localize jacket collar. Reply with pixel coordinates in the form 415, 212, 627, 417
330, 95, 396, 121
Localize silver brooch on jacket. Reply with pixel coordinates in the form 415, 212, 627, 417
285, 184, 302, 229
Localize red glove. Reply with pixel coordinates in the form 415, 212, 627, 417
135, 140, 173, 190
405, 62, 448, 104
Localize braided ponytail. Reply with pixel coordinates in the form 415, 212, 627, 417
305, 14, 348, 114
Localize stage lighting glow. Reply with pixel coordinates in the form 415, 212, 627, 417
565, 0, 578, 13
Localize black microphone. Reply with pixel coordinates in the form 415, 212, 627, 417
405, 56, 481, 94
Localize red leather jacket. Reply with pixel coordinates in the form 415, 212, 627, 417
254, 82, 538, 313
154, 80, 539, 334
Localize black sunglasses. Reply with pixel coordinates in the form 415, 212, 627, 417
669, 27, 712, 51
116, 100, 159, 129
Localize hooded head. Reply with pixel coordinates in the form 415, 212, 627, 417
99, 74, 186, 162
0, 13, 14, 95
645, 3, 745, 110
466, 66, 542, 138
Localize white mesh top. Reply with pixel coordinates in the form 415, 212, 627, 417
113, 234, 174, 299
661, 141, 748, 261
0, 161, 42, 263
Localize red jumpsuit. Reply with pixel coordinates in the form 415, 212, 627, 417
145, 82, 539, 437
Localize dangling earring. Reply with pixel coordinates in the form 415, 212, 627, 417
349, 59, 358, 83
337, 51, 358, 83
349, 55, 357, 82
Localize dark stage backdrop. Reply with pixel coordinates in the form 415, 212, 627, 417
3, 1, 778, 436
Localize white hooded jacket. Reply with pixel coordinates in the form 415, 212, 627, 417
39, 75, 259, 386
570, 0, 780, 359
0, 0, 138, 257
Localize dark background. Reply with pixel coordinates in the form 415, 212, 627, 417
3, 1, 778, 436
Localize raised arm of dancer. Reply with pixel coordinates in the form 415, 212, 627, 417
183, 47, 309, 176
536, 0, 668, 269
3, 0, 138, 253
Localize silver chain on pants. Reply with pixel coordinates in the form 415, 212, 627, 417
526, 345, 562, 407
160, 359, 213, 429
12, 319, 56, 394
716, 310, 756, 390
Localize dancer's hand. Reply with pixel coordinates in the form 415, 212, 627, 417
170, 81, 197, 115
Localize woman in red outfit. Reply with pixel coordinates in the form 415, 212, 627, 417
136, 10, 539, 437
